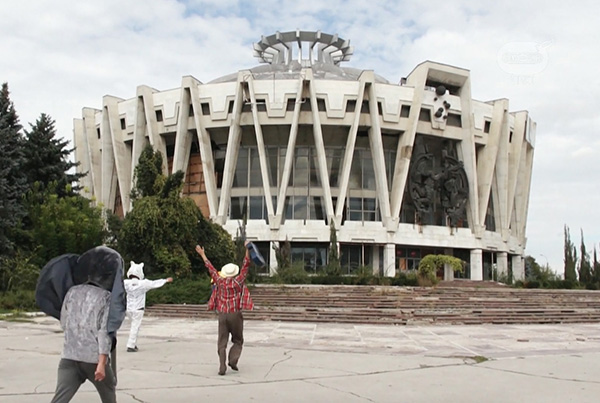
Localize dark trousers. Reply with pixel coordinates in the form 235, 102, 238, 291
51, 358, 116, 403
217, 311, 244, 371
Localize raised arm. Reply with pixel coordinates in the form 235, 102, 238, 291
196, 245, 219, 281
237, 241, 252, 282
140, 278, 172, 292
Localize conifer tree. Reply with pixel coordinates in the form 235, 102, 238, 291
326, 221, 341, 275
563, 225, 577, 282
578, 229, 591, 284
23, 113, 84, 196
131, 144, 164, 200
592, 247, 600, 286
0, 83, 27, 255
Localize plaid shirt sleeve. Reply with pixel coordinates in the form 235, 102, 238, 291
204, 259, 219, 282
212, 257, 254, 313
238, 257, 251, 282
237, 257, 253, 310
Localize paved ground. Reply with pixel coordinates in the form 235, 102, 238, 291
2, 314, 600, 402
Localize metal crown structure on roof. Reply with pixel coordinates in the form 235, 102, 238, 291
253, 30, 353, 67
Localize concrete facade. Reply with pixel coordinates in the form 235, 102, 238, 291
73, 31, 535, 281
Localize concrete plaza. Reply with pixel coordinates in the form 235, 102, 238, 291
2, 314, 600, 402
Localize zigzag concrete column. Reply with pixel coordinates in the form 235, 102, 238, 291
470, 249, 483, 280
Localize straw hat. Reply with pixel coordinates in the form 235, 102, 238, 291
220, 263, 239, 278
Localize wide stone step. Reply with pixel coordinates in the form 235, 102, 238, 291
145, 284, 600, 326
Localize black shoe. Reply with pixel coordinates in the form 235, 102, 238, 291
218, 367, 226, 376
229, 363, 238, 371
127, 347, 138, 352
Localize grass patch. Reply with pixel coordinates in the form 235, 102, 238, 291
0, 290, 37, 311
0, 311, 36, 322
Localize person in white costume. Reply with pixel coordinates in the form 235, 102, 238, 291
124, 262, 172, 352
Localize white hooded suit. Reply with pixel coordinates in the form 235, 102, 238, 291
124, 262, 169, 350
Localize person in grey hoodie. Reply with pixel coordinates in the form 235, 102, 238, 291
45, 246, 125, 403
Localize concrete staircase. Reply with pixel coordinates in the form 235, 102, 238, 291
145, 283, 600, 325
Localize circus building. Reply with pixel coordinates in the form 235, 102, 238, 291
73, 30, 536, 281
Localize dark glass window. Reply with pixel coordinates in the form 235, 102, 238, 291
289, 243, 328, 273
310, 197, 325, 220
249, 196, 263, 219
230, 197, 247, 219
232, 148, 248, 188
484, 120, 491, 133
347, 197, 379, 222
419, 108, 431, 122
309, 152, 320, 187
400, 105, 411, 118
249, 148, 262, 187
326, 148, 343, 187
340, 244, 372, 274
201, 103, 210, 116
293, 148, 309, 186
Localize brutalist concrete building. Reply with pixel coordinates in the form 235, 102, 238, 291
74, 30, 536, 280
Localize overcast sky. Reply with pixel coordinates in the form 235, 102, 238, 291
2, 0, 598, 274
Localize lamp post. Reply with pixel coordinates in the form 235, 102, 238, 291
540, 254, 548, 268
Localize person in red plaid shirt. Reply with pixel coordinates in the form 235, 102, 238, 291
196, 242, 254, 375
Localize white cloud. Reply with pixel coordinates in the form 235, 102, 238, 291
2, 0, 599, 274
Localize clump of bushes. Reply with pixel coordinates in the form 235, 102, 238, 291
145, 276, 212, 305
0, 290, 37, 312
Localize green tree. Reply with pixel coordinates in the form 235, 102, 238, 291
119, 171, 197, 277
131, 144, 164, 199
0, 250, 39, 292
23, 113, 84, 195
326, 221, 341, 275
524, 255, 560, 287
118, 147, 234, 278
578, 229, 592, 285
563, 225, 577, 282
417, 254, 464, 285
273, 238, 291, 271
25, 184, 106, 268
592, 247, 600, 286
0, 83, 27, 255
524, 255, 541, 280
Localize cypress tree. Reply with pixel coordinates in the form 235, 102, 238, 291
326, 221, 341, 275
563, 225, 577, 282
578, 229, 592, 285
592, 247, 600, 286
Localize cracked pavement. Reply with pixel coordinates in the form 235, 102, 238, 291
2, 315, 600, 402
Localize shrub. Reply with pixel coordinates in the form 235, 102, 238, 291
417, 254, 465, 286
390, 272, 419, 286
145, 276, 212, 305
273, 261, 310, 284
0, 290, 37, 311
524, 280, 540, 289
0, 252, 40, 292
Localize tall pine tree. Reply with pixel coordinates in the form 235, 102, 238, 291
0, 83, 27, 255
23, 113, 84, 196
578, 229, 592, 285
563, 225, 577, 282
592, 247, 600, 287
